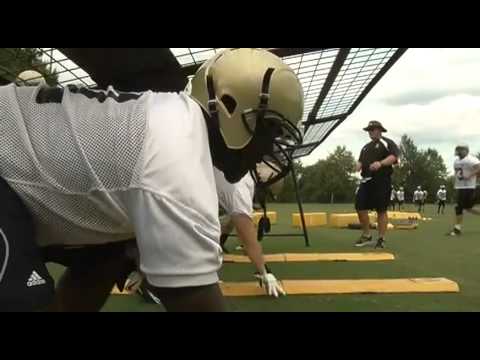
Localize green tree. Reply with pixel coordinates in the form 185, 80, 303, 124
392, 134, 448, 202
276, 160, 304, 202
299, 146, 357, 203
391, 134, 418, 195
416, 148, 448, 202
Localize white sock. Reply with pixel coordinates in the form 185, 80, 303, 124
454, 224, 462, 231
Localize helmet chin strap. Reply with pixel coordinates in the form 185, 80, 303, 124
257, 68, 275, 118
249, 145, 292, 241
252, 171, 272, 242
206, 74, 219, 126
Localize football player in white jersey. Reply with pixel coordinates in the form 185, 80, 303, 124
0, 49, 304, 312
437, 185, 447, 215
413, 186, 424, 212
447, 145, 480, 236
215, 167, 284, 297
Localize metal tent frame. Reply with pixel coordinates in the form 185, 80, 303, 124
0, 48, 407, 246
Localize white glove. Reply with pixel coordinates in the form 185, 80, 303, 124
255, 272, 286, 298
124, 271, 145, 293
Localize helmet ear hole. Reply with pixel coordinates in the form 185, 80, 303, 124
220, 94, 237, 115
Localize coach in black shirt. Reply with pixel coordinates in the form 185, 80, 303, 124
355, 121, 400, 248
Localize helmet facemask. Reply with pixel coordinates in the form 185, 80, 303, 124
249, 144, 292, 189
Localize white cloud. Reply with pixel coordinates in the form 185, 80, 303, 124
301, 48, 480, 174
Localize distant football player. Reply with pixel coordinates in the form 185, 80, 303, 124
447, 145, 480, 236
436, 185, 447, 215
413, 186, 425, 213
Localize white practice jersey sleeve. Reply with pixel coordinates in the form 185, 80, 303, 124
437, 189, 447, 201
214, 167, 255, 218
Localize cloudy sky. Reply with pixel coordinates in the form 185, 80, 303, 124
300, 48, 480, 174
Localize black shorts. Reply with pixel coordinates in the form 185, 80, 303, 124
0, 177, 55, 312
355, 178, 391, 213
457, 189, 476, 210
0, 176, 136, 312
41, 240, 136, 291
438, 200, 446, 206
42, 240, 136, 269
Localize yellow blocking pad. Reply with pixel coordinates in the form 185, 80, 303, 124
110, 283, 267, 297
223, 252, 395, 263
395, 224, 418, 230
223, 254, 286, 263
329, 213, 377, 228
387, 211, 422, 220
252, 211, 277, 225
220, 282, 268, 297
292, 212, 327, 227
329, 212, 421, 228
111, 286, 131, 295
219, 278, 459, 296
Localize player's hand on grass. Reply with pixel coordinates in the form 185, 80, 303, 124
254, 271, 286, 298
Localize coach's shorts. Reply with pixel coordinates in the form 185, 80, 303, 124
355, 178, 391, 213
0, 177, 55, 312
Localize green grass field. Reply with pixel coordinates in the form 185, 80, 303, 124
48, 202, 480, 312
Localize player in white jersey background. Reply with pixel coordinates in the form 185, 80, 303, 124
447, 145, 480, 236
437, 185, 447, 215
413, 186, 425, 212
0, 48, 304, 312
396, 187, 405, 211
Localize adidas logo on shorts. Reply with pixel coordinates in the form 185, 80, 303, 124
27, 270, 46, 287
